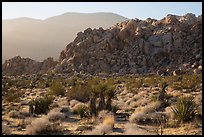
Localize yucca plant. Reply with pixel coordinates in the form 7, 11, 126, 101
171, 96, 197, 124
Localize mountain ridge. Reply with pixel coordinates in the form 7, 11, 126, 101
2, 12, 128, 63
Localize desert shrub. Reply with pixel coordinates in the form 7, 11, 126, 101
126, 77, 144, 91
26, 117, 63, 135
85, 112, 115, 135
171, 74, 202, 92
98, 110, 114, 122
47, 108, 65, 122
8, 109, 30, 119
49, 81, 65, 96
69, 99, 80, 108
50, 102, 59, 109
171, 96, 197, 124
143, 75, 161, 87
152, 112, 167, 135
8, 110, 20, 118
98, 110, 109, 120
66, 80, 90, 102
4, 88, 24, 102
129, 101, 161, 124
103, 114, 115, 128
111, 104, 120, 114
85, 123, 113, 135
19, 109, 31, 117
57, 97, 69, 106
2, 124, 12, 135
73, 104, 90, 118
30, 95, 54, 114
129, 111, 146, 124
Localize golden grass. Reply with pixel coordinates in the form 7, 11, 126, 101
103, 114, 115, 128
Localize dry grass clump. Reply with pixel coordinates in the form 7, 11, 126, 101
129, 101, 161, 123
72, 102, 86, 112
57, 97, 69, 106
193, 94, 202, 106
8, 109, 30, 119
70, 99, 90, 118
69, 99, 80, 108
84, 123, 113, 135
84, 112, 115, 135
47, 108, 65, 122
164, 106, 174, 120
73, 103, 90, 118
26, 117, 63, 135
135, 97, 151, 107
98, 110, 110, 121
103, 114, 115, 128
124, 123, 156, 135
129, 111, 146, 123
2, 124, 12, 135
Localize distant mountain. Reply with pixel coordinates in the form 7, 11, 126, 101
2, 12, 128, 63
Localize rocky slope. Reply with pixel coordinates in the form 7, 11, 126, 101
2, 13, 202, 76
2, 56, 57, 75
55, 13, 202, 75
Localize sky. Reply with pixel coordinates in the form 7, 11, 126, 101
2, 2, 202, 20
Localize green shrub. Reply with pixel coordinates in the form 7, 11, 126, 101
30, 95, 54, 114
171, 74, 202, 92
4, 88, 24, 102
74, 104, 90, 118
49, 81, 65, 96
171, 96, 197, 124
66, 81, 90, 102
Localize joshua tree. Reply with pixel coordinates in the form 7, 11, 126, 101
89, 95, 97, 116
28, 100, 35, 114
157, 82, 168, 110
97, 84, 107, 111
105, 85, 116, 111
158, 82, 168, 102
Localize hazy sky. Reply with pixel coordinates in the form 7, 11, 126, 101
2, 2, 202, 20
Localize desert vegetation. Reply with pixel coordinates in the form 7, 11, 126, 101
2, 73, 202, 135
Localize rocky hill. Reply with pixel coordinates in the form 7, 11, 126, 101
2, 56, 57, 75
2, 13, 202, 76
54, 13, 202, 75
2, 12, 128, 63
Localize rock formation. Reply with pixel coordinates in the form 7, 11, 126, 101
2, 13, 202, 76
55, 13, 202, 75
2, 56, 58, 75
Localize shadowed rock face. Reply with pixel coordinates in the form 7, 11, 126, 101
2, 13, 202, 76
55, 13, 202, 75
